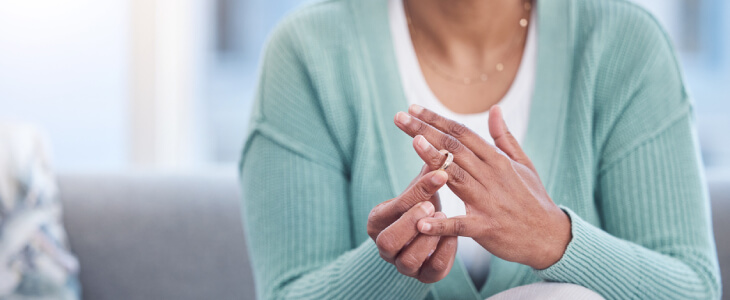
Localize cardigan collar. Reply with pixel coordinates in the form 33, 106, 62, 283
348, 0, 573, 296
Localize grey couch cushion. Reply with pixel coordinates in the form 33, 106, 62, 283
58, 171, 255, 300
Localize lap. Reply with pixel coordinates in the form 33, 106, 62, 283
487, 282, 604, 300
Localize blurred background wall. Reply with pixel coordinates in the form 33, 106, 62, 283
0, 0, 728, 175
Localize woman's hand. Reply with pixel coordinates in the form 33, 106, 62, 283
393, 104, 572, 270
367, 162, 457, 283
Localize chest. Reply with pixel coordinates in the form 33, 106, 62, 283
420, 54, 523, 115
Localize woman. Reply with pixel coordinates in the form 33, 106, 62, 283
240, 0, 721, 299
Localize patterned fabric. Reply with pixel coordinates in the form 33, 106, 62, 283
0, 123, 80, 299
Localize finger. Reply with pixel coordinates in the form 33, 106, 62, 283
376, 201, 435, 263
394, 212, 444, 277
404, 164, 442, 212
390, 169, 446, 215
413, 135, 489, 203
417, 215, 477, 237
368, 170, 447, 233
488, 105, 534, 170
367, 198, 396, 240
412, 135, 446, 171
419, 214, 457, 283
408, 104, 502, 162
395, 111, 484, 176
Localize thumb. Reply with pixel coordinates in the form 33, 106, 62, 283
418, 215, 474, 237
489, 105, 534, 170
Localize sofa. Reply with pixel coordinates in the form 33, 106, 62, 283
59, 171, 729, 300
59, 171, 255, 300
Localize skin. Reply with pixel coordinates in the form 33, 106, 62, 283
367, 166, 457, 283
407, 0, 531, 114
367, 0, 569, 282
396, 104, 572, 270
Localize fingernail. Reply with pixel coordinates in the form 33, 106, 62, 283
396, 112, 411, 125
431, 171, 447, 186
409, 104, 424, 115
421, 222, 432, 232
417, 135, 430, 151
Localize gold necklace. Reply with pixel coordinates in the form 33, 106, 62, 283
405, 0, 533, 85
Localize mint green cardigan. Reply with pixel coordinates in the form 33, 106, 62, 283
239, 0, 721, 298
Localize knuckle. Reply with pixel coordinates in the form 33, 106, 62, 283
414, 182, 432, 201
448, 122, 469, 138
450, 168, 468, 185
443, 237, 458, 249
417, 277, 434, 284
429, 152, 444, 167
366, 212, 380, 238
493, 152, 512, 168
367, 227, 378, 240
396, 253, 421, 276
505, 130, 516, 142
398, 194, 423, 212
379, 252, 394, 264
441, 135, 461, 153
367, 206, 380, 222
455, 219, 467, 236
429, 257, 449, 272
435, 220, 446, 235
367, 203, 390, 227
369, 200, 392, 219
375, 232, 398, 256
421, 111, 439, 123
392, 198, 411, 214
412, 120, 426, 133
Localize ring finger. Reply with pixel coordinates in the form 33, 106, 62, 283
395, 112, 484, 177
412, 135, 487, 202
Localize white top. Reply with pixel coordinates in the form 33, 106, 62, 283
388, 0, 538, 287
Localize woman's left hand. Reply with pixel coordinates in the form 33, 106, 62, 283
393, 104, 572, 270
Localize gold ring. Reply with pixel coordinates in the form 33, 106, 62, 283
438, 149, 453, 171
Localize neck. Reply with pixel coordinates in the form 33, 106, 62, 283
405, 0, 529, 62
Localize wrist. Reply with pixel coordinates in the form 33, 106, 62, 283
532, 208, 572, 270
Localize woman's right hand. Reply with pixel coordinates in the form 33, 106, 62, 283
367, 161, 457, 283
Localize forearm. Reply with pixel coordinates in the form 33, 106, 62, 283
536, 115, 720, 299
241, 134, 431, 300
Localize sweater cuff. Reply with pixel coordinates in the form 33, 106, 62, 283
533, 206, 636, 283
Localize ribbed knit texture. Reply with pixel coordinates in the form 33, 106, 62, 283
239, 0, 722, 299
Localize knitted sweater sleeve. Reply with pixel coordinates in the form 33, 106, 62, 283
535, 5, 721, 299
239, 15, 431, 300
